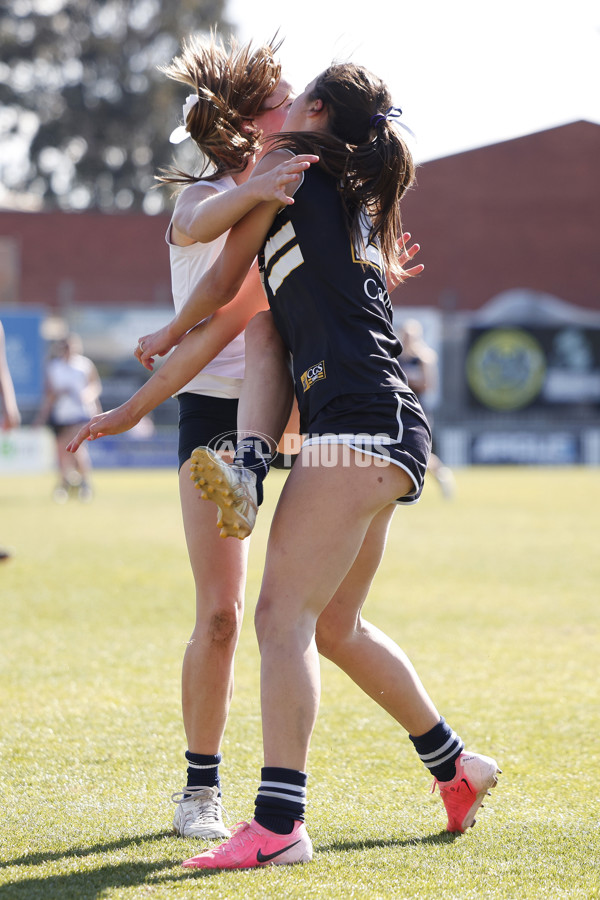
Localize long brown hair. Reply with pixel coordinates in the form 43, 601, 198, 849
273, 64, 415, 279
157, 34, 283, 185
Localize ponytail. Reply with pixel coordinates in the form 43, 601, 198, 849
273, 64, 415, 279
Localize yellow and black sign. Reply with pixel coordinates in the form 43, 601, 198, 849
466, 328, 546, 411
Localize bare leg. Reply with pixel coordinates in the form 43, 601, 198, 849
316, 505, 439, 737
255, 447, 415, 770
238, 312, 294, 454
179, 461, 248, 752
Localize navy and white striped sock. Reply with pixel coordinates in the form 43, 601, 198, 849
254, 766, 307, 835
409, 717, 464, 782
185, 751, 221, 792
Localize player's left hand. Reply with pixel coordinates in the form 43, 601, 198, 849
135, 324, 180, 371
66, 405, 138, 452
396, 232, 423, 281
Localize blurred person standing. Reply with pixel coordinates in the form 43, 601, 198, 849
0, 320, 22, 559
399, 319, 455, 498
35, 333, 102, 502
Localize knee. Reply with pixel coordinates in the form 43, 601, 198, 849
245, 311, 283, 358
209, 608, 240, 644
194, 602, 241, 646
254, 594, 276, 648
315, 607, 356, 660
254, 593, 315, 650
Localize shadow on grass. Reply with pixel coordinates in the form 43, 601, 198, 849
319, 830, 459, 853
0, 859, 195, 900
1, 830, 459, 897
2, 830, 172, 868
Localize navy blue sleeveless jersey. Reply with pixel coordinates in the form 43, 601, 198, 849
258, 164, 410, 429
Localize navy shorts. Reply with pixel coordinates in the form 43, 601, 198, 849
302, 392, 432, 504
177, 393, 238, 470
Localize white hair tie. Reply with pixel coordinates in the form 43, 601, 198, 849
169, 94, 199, 144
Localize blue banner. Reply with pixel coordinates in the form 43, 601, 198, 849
1, 309, 45, 405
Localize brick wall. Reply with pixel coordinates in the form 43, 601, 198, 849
393, 120, 600, 312
0, 209, 172, 309
1, 121, 598, 314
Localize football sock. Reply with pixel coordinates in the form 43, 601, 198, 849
233, 436, 272, 506
185, 751, 221, 794
254, 766, 307, 835
409, 717, 464, 782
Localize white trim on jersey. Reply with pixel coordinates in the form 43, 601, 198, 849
264, 220, 296, 259
263, 220, 305, 295
302, 435, 420, 503
351, 210, 384, 274
394, 393, 404, 443
268, 245, 304, 295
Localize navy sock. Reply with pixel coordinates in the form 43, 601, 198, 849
185, 751, 221, 793
409, 717, 464, 782
254, 766, 307, 835
233, 436, 272, 506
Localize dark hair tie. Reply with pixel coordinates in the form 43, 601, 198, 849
369, 105, 416, 140
370, 105, 402, 127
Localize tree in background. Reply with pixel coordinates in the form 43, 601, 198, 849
0, 0, 230, 213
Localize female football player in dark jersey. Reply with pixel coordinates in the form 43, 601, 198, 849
88, 63, 501, 868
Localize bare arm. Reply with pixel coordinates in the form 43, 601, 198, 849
137, 150, 315, 368
67, 264, 267, 451
82, 361, 103, 412
173, 154, 318, 244
0, 323, 20, 429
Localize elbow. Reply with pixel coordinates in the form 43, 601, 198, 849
207, 265, 243, 310
173, 210, 211, 245
213, 285, 237, 309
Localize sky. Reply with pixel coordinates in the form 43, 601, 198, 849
226, 0, 600, 162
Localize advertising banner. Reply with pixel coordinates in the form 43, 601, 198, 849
1, 309, 45, 406
466, 325, 600, 411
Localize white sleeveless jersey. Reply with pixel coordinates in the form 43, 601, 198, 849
166, 175, 245, 398
47, 354, 98, 424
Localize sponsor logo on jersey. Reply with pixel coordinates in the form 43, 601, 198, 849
364, 276, 391, 311
301, 361, 326, 392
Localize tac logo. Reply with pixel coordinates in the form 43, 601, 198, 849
466, 328, 546, 411
301, 361, 326, 392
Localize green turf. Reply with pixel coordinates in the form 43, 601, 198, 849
1, 467, 598, 899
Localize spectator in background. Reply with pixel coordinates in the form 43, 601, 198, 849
399, 318, 455, 498
35, 333, 102, 502
0, 320, 21, 560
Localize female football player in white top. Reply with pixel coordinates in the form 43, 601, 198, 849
35, 333, 101, 501
69, 33, 315, 840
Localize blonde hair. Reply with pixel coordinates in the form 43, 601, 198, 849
157, 33, 283, 184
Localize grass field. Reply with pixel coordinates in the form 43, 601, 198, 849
1, 466, 598, 899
